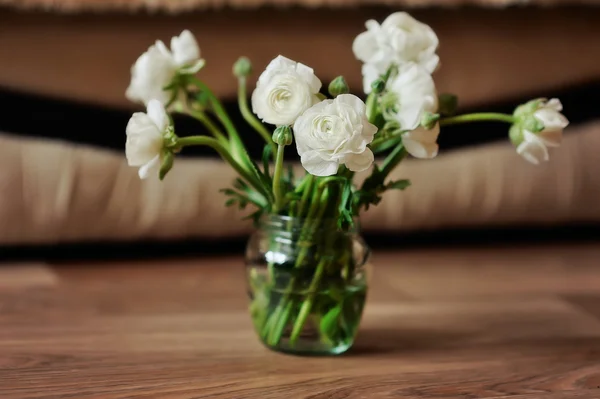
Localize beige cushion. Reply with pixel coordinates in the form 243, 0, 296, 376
1, 122, 598, 245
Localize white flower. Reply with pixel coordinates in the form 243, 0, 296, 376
126, 99, 169, 179
384, 63, 438, 131
251, 55, 322, 126
293, 94, 378, 176
170, 30, 201, 67
353, 12, 439, 94
402, 123, 440, 159
532, 98, 569, 145
126, 30, 204, 106
514, 98, 568, 165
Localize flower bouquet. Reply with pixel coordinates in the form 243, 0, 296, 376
124, 13, 568, 355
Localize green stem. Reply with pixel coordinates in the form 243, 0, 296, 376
272, 144, 286, 212
238, 76, 277, 157
296, 174, 315, 219
440, 112, 515, 126
288, 186, 338, 346
365, 93, 378, 124
381, 144, 408, 177
266, 183, 329, 346
369, 131, 403, 153
187, 110, 229, 146
187, 77, 249, 165
175, 136, 266, 197
289, 257, 327, 345
267, 300, 293, 345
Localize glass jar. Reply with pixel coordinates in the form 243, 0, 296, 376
245, 215, 371, 355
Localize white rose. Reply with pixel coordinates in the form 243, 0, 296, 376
353, 12, 439, 93
515, 98, 568, 164
251, 55, 322, 126
126, 30, 204, 106
126, 99, 169, 179
384, 63, 438, 130
293, 94, 378, 176
402, 123, 440, 159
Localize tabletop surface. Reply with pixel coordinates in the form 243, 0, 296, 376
1, 243, 600, 399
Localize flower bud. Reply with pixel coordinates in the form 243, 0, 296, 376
371, 78, 386, 94
233, 56, 252, 78
272, 125, 293, 146
420, 112, 440, 130
438, 93, 458, 116
328, 76, 350, 97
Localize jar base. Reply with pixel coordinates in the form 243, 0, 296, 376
261, 339, 353, 356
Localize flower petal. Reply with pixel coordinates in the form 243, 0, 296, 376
404, 124, 439, 144
300, 151, 339, 176
516, 131, 549, 165
125, 43, 177, 106
546, 98, 563, 112
403, 138, 439, 159
535, 108, 569, 130
171, 30, 200, 67
539, 129, 562, 148
352, 29, 379, 63
126, 113, 163, 166
138, 154, 161, 179
178, 59, 205, 75
295, 63, 322, 93
361, 63, 383, 94
344, 149, 374, 172
402, 125, 440, 159
146, 99, 169, 133
155, 40, 172, 58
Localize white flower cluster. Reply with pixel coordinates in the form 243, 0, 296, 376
126, 30, 204, 106
124, 16, 569, 181
125, 30, 203, 179
353, 12, 440, 160
251, 56, 377, 176
514, 99, 569, 165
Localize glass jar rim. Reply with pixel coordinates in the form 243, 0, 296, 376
257, 213, 360, 235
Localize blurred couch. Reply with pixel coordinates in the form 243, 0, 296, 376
0, 0, 599, 246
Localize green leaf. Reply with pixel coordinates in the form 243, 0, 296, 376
159, 149, 174, 181
320, 304, 342, 341
233, 178, 247, 191
262, 145, 272, 181
242, 209, 265, 226
249, 159, 272, 194
225, 198, 236, 207
386, 179, 411, 191
373, 135, 403, 153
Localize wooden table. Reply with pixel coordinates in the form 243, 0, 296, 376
2, 243, 600, 398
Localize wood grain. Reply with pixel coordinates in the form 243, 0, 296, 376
1, 243, 600, 398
